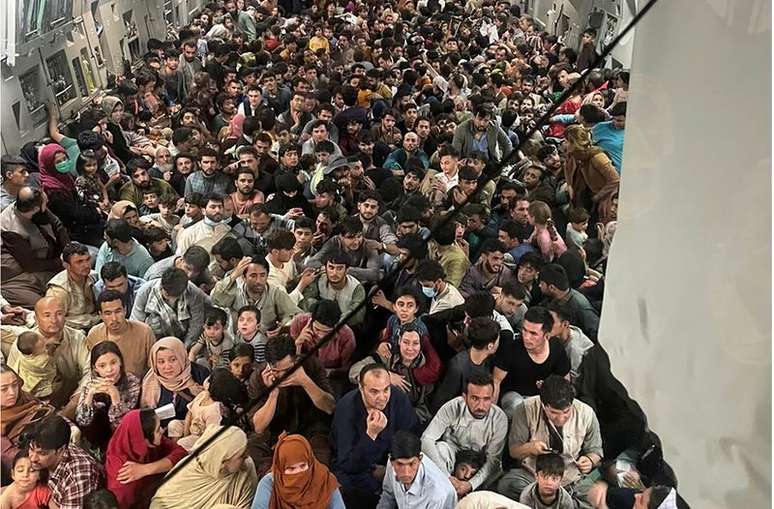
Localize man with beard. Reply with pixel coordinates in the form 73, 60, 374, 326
459, 239, 516, 298
354, 190, 399, 256
522, 163, 556, 206
119, 158, 178, 207
184, 148, 234, 196
537, 144, 564, 179
383, 132, 430, 176
421, 373, 508, 498
452, 103, 513, 162
230, 167, 265, 217
225, 0, 256, 41
415, 116, 439, 158
307, 217, 382, 285
178, 40, 203, 99
175, 193, 233, 256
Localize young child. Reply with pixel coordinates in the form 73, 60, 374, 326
451, 449, 486, 486
520, 453, 575, 509
140, 190, 160, 215
189, 306, 235, 369
0, 449, 52, 509
176, 368, 248, 451
15, 332, 57, 400
565, 207, 590, 250
140, 194, 180, 236
235, 305, 267, 363
143, 225, 174, 262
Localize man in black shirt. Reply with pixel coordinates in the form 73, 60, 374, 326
493, 306, 570, 418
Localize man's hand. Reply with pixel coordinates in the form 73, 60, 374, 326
530, 440, 552, 456
296, 268, 317, 292
0, 306, 28, 326
232, 256, 254, 279
586, 481, 609, 509
278, 364, 308, 388
576, 455, 594, 475
366, 409, 388, 440
371, 289, 391, 309
294, 324, 316, 352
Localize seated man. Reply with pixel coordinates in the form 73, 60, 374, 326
28, 415, 102, 509
175, 192, 233, 256
416, 260, 465, 316
494, 281, 529, 331
300, 251, 367, 328
46, 242, 100, 331
86, 290, 155, 377
144, 245, 215, 293
355, 189, 399, 256
421, 374, 508, 497
378, 431, 457, 509
95, 219, 155, 278
307, 216, 382, 285
459, 239, 516, 298
6, 297, 90, 412
497, 375, 603, 505
331, 364, 418, 502
94, 262, 145, 314
428, 222, 470, 288
431, 317, 499, 412
538, 264, 600, 340
211, 256, 301, 335
493, 306, 570, 418
290, 299, 356, 378
130, 267, 209, 346
547, 301, 594, 383
248, 335, 336, 475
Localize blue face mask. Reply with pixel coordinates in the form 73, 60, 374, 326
422, 285, 437, 298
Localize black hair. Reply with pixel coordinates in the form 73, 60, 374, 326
97, 290, 125, 310
341, 216, 363, 236
293, 216, 315, 232
479, 238, 506, 255
83, 489, 119, 509
358, 362, 388, 385
265, 335, 296, 364
390, 430, 421, 460
105, 219, 133, 243
311, 299, 341, 328
538, 264, 570, 291
547, 300, 573, 324
465, 372, 494, 392
578, 104, 607, 124
62, 242, 90, 264
28, 415, 70, 451
518, 252, 545, 271
207, 368, 249, 408
184, 192, 207, 208
229, 343, 255, 362
467, 317, 500, 349
610, 102, 627, 117
204, 192, 224, 205
539, 374, 575, 409
501, 281, 528, 301
139, 409, 158, 443
15, 187, 44, 212
432, 221, 457, 246
160, 267, 189, 297
76, 131, 106, 152
523, 306, 554, 333
465, 292, 496, 318
323, 250, 350, 267
204, 305, 228, 326
498, 221, 522, 240
212, 236, 244, 262
267, 230, 296, 251
183, 246, 211, 273
415, 260, 445, 282
454, 449, 486, 472
535, 452, 566, 476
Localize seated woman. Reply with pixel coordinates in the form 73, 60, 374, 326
349, 326, 437, 424
527, 200, 567, 262
105, 409, 187, 509
141, 337, 209, 434
76, 341, 141, 455
251, 432, 344, 509
380, 287, 441, 388
177, 368, 249, 451
150, 425, 258, 509
228, 343, 258, 389
0, 449, 51, 509
0, 364, 54, 472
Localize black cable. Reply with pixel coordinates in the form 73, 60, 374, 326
151, 0, 659, 494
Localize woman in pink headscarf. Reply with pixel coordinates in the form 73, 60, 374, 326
37, 143, 75, 196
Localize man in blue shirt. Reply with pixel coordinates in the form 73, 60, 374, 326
591, 102, 626, 173
330, 363, 419, 505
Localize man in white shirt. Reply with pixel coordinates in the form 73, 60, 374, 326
421, 373, 508, 497
175, 192, 232, 256
415, 260, 465, 315
377, 431, 456, 509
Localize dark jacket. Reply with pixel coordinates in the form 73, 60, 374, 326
452, 118, 513, 162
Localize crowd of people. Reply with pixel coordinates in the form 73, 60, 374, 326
0, 0, 689, 508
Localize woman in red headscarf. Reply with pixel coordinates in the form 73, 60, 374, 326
105, 409, 187, 509
252, 433, 344, 509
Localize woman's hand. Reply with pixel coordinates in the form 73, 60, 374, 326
117, 461, 149, 483
389, 372, 410, 392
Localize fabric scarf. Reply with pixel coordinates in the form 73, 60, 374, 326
20, 142, 40, 172
141, 336, 202, 408
270, 432, 339, 509
145, 284, 191, 340
105, 410, 151, 502
0, 387, 54, 443
109, 200, 138, 221
151, 425, 257, 509
38, 143, 75, 194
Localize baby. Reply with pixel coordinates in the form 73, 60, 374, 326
15, 332, 57, 399
189, 306, 235, 369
